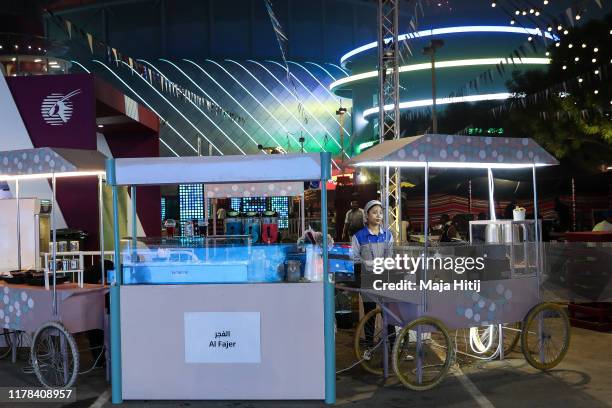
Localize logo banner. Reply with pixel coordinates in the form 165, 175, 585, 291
6, 74, 96, 150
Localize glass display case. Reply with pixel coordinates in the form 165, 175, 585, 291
469, 220, 540, 279
120, 237, 325, 284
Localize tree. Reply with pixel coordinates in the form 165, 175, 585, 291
503, 14, 612, 172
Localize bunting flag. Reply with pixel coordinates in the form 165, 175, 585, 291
46, 10, 248, 126
65, 20, 72, 39
565, 7, 574, 27
86, 32, 93, 53
263, 0, 308, 125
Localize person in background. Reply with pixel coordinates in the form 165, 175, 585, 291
438, 214, 459, 242
402, 216, 413, 241
554, 197, 571, 232
216, 205, 227, 221
343, 199, 365, 241
593, 210, 612, 232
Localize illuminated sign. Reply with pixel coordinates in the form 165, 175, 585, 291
468, 128, 505, 135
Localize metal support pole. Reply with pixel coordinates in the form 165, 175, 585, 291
385, 166, 390, 230
106, 159, 122, 404
382, 311, 389, 378
431, 53, 438, 134
15, 179, 21, 271
339, 114, 345, 167
571, 177, 576, 231
51, 175, 57, 316
131, 186, 137, 261
212, 199, 217, 235
300, 193, 306, 237
488, 168, 496, 221
532, 165, 541, 301
377, 0, 401, 239
423, 163, 429, 313
321, 152, 335, 405
468, 179, 473, 214
99, 175, 105, 286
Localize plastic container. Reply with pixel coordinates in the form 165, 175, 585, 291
225, 215, 244, 235
513, 208, 526, 221
262, 211, 279, 244
69, 240, 80, 252
286, 260, 301, 282
244, 212, 261, 243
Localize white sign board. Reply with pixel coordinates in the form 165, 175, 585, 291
184, 312, 261, 363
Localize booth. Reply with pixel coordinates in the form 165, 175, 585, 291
106, 153, 335, 403
0, 147, 109, 388
341, 135, 569, 391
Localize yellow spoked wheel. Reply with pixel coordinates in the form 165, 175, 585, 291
521, 303, 570, 370
392, 317, 454, 391
354, 308, 388, 375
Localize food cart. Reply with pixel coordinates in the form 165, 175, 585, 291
0, 147, 108, 388
342, 135, 570, 390
106, 153, 335, 403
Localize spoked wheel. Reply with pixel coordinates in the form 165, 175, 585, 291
521, 303, 570, 370
0, 329, 13, 359
354, 308, 387, 375
31, 322, 79, 388
392, 317, 454, 391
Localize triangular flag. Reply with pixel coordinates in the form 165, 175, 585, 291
594, 0, 602, 8
112, 48, 118, 65
565, 8, 574, 27
128, 57, 133, 69
66, 20, 72, 38
86, 32, 94, 53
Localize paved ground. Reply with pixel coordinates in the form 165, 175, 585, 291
0, 326, 610, 408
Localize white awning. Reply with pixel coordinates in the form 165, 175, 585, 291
112, 153, 323, 186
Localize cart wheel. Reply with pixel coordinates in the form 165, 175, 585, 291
354, 308, 386, 375
521, 303, 570, 370
0, 329, 13, 360
31, 322, 79, 388
392, 316, 454, 391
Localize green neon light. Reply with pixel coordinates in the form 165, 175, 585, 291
356, 140, 378, 153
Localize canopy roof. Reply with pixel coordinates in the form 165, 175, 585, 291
349, 134, 559, 168
111, 153, 324, 186
0, 147, 107, 178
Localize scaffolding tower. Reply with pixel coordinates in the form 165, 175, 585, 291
377, 0, 402, 240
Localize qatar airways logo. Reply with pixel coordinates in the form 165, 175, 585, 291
40, 89, 82, 126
